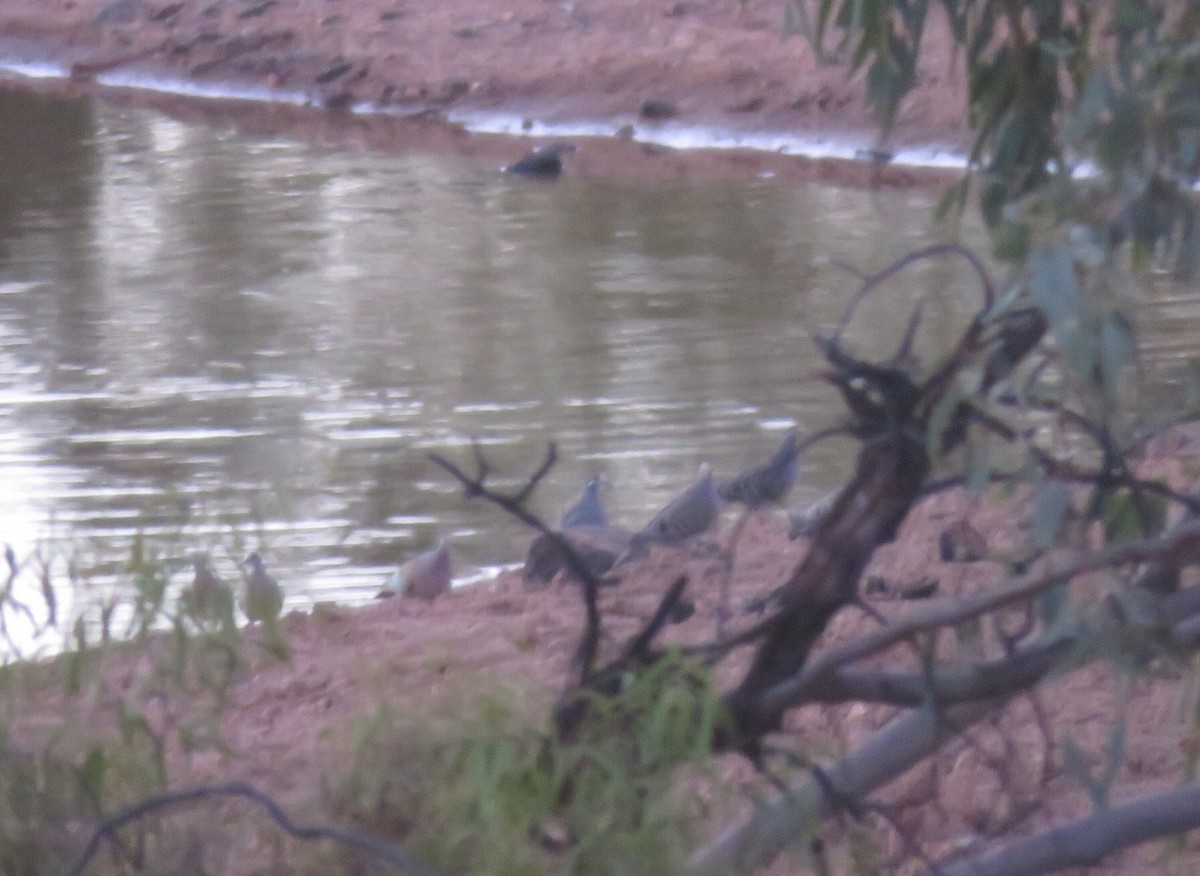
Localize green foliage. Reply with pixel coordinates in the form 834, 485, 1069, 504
1060, 678, 1131, 810
802, 1, 1200, 274
0, 534, 285, 875
790, 2, 1161, 419
1102, 489, 1168, 544
341, 650, 729, 876
0, 742, 90, 875
1031, 480, 1076, 548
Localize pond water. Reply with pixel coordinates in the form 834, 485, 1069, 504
0, 87, 1195, 640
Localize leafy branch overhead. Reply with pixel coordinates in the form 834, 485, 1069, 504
800, 0, 1200, 275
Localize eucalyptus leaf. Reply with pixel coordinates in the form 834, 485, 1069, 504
79, 748, 106, 800
966, 429, 992, 490
1032, 480, 1075, 548
1102, 490, 1167, 544
1097, 311, 1137, 403
1175, 202, 1200, 280
1060, 734, 1106, 810
1038, 582, 1069, 629
991, 219, 1029, 260
781, 0, 807, 43
1100, 703, 1129, 793
924, 380, 962, 460
1064, 71, 1112, 145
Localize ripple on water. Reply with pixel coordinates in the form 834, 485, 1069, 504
0, 85, 1192, 631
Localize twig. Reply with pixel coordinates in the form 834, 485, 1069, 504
832, 242, 996, 344
859, 796, 944, 875
618, 575, 690, 665
893, 297, 927, 366
429, 442, 605, 686
1023, 689, 1058, 785
758, 519, 1200, 715
681, 611, 782, 664
0, 546, 38, 660
1128, 411, 1200, 456
59, 781, 444, 876
716, 509, 752, 639
793, 637, 1073, 707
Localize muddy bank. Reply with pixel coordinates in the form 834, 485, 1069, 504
27, 467, 1200, 875
0, 0, 971, 185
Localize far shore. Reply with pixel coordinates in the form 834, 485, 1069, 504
0, 0, 972, 187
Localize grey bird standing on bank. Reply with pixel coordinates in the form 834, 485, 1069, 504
719, 428, 802, 508
559, 475, 608, 530
241, 552, 283, 626
502, 142, 578, 179
384, 540, 452, 600
183, 553, 233, 623
617, 463, 721, 564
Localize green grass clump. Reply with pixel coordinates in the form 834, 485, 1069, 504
340, 650, 729, 876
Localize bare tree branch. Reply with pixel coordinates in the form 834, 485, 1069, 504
801, 638, 1074, 708
617, 575, 690, 665
60, 781, 444, 876
429, 442, 606, 686
694, 567, 1200, 873
832, 242, 996, 343
928, 780, 1200, 876
688, 699, 1003, 876
760, 519, 1200, 716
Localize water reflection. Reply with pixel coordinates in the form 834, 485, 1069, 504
0, 88, 1195, 637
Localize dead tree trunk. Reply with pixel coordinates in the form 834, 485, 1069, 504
725, 426, 929, 748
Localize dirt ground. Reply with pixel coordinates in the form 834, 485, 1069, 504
0, 0, 970, 186
40, 453, 1200, 875
6, 1, 1200, 873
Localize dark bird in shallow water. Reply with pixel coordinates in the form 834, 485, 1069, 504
720, 428, 802, 509
502, 142, 578, 179
559, 475, 607, 530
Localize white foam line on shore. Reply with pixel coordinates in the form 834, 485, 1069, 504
0, 55, 313, 105
448, 109, 972, 170
0, 59, 70, 79
94, 69, 313, 105
0, 53, 973, 170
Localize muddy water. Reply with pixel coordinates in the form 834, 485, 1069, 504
0, 88, 1194, 630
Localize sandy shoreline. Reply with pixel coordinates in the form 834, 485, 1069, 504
0, 0, 972, 186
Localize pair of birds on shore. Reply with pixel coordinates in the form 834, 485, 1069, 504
631, 427, 802, 552
186, 538, 453, 629
183, 552, 283, 627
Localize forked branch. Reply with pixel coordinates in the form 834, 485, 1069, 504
429, 441, 606, 685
